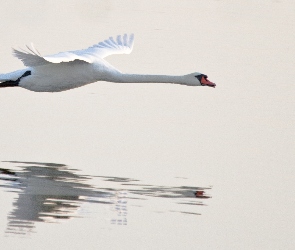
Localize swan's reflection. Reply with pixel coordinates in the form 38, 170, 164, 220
0, 161, 211, 236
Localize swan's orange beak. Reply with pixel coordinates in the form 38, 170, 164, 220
201, 76, 216, 88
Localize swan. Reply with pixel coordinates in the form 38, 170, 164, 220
0, 34, 215, 92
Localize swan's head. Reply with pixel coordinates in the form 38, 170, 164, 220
184, 73, 216, 88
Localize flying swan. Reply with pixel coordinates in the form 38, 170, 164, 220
0, 34, 216, 92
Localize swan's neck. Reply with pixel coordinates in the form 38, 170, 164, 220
112, 73, 184, 85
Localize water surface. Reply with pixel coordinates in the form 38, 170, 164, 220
1, 161, 210, 236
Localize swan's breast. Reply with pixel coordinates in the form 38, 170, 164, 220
19, 60, 117, 92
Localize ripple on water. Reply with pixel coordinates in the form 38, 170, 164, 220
0, 161, 212, 236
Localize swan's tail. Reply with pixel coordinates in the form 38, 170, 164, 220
0, 74, 9, 83
0, 73, 19, 87
0, 69, 31, 87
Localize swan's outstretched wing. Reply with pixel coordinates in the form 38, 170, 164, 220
12, 34, 134, 67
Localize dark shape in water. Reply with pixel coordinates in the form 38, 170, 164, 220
0, 161, 212, 236
194, 190, 211, 199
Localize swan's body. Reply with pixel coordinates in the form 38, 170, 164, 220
0, 34, 215, 92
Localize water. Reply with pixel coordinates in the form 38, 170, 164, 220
1, 161, 210, 234
0, 0, 294, 249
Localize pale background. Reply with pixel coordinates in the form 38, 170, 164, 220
0, 0, 294, 249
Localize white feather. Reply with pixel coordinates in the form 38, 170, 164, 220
12, 34, 134, 67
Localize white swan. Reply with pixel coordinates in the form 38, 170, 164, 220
0, 34, 215, 92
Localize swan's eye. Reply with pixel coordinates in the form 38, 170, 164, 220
195, 74, 204, 82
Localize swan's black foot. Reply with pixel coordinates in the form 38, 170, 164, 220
0, 70, 31, 88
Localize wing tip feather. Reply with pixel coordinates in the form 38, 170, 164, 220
12, 33, 135, 66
